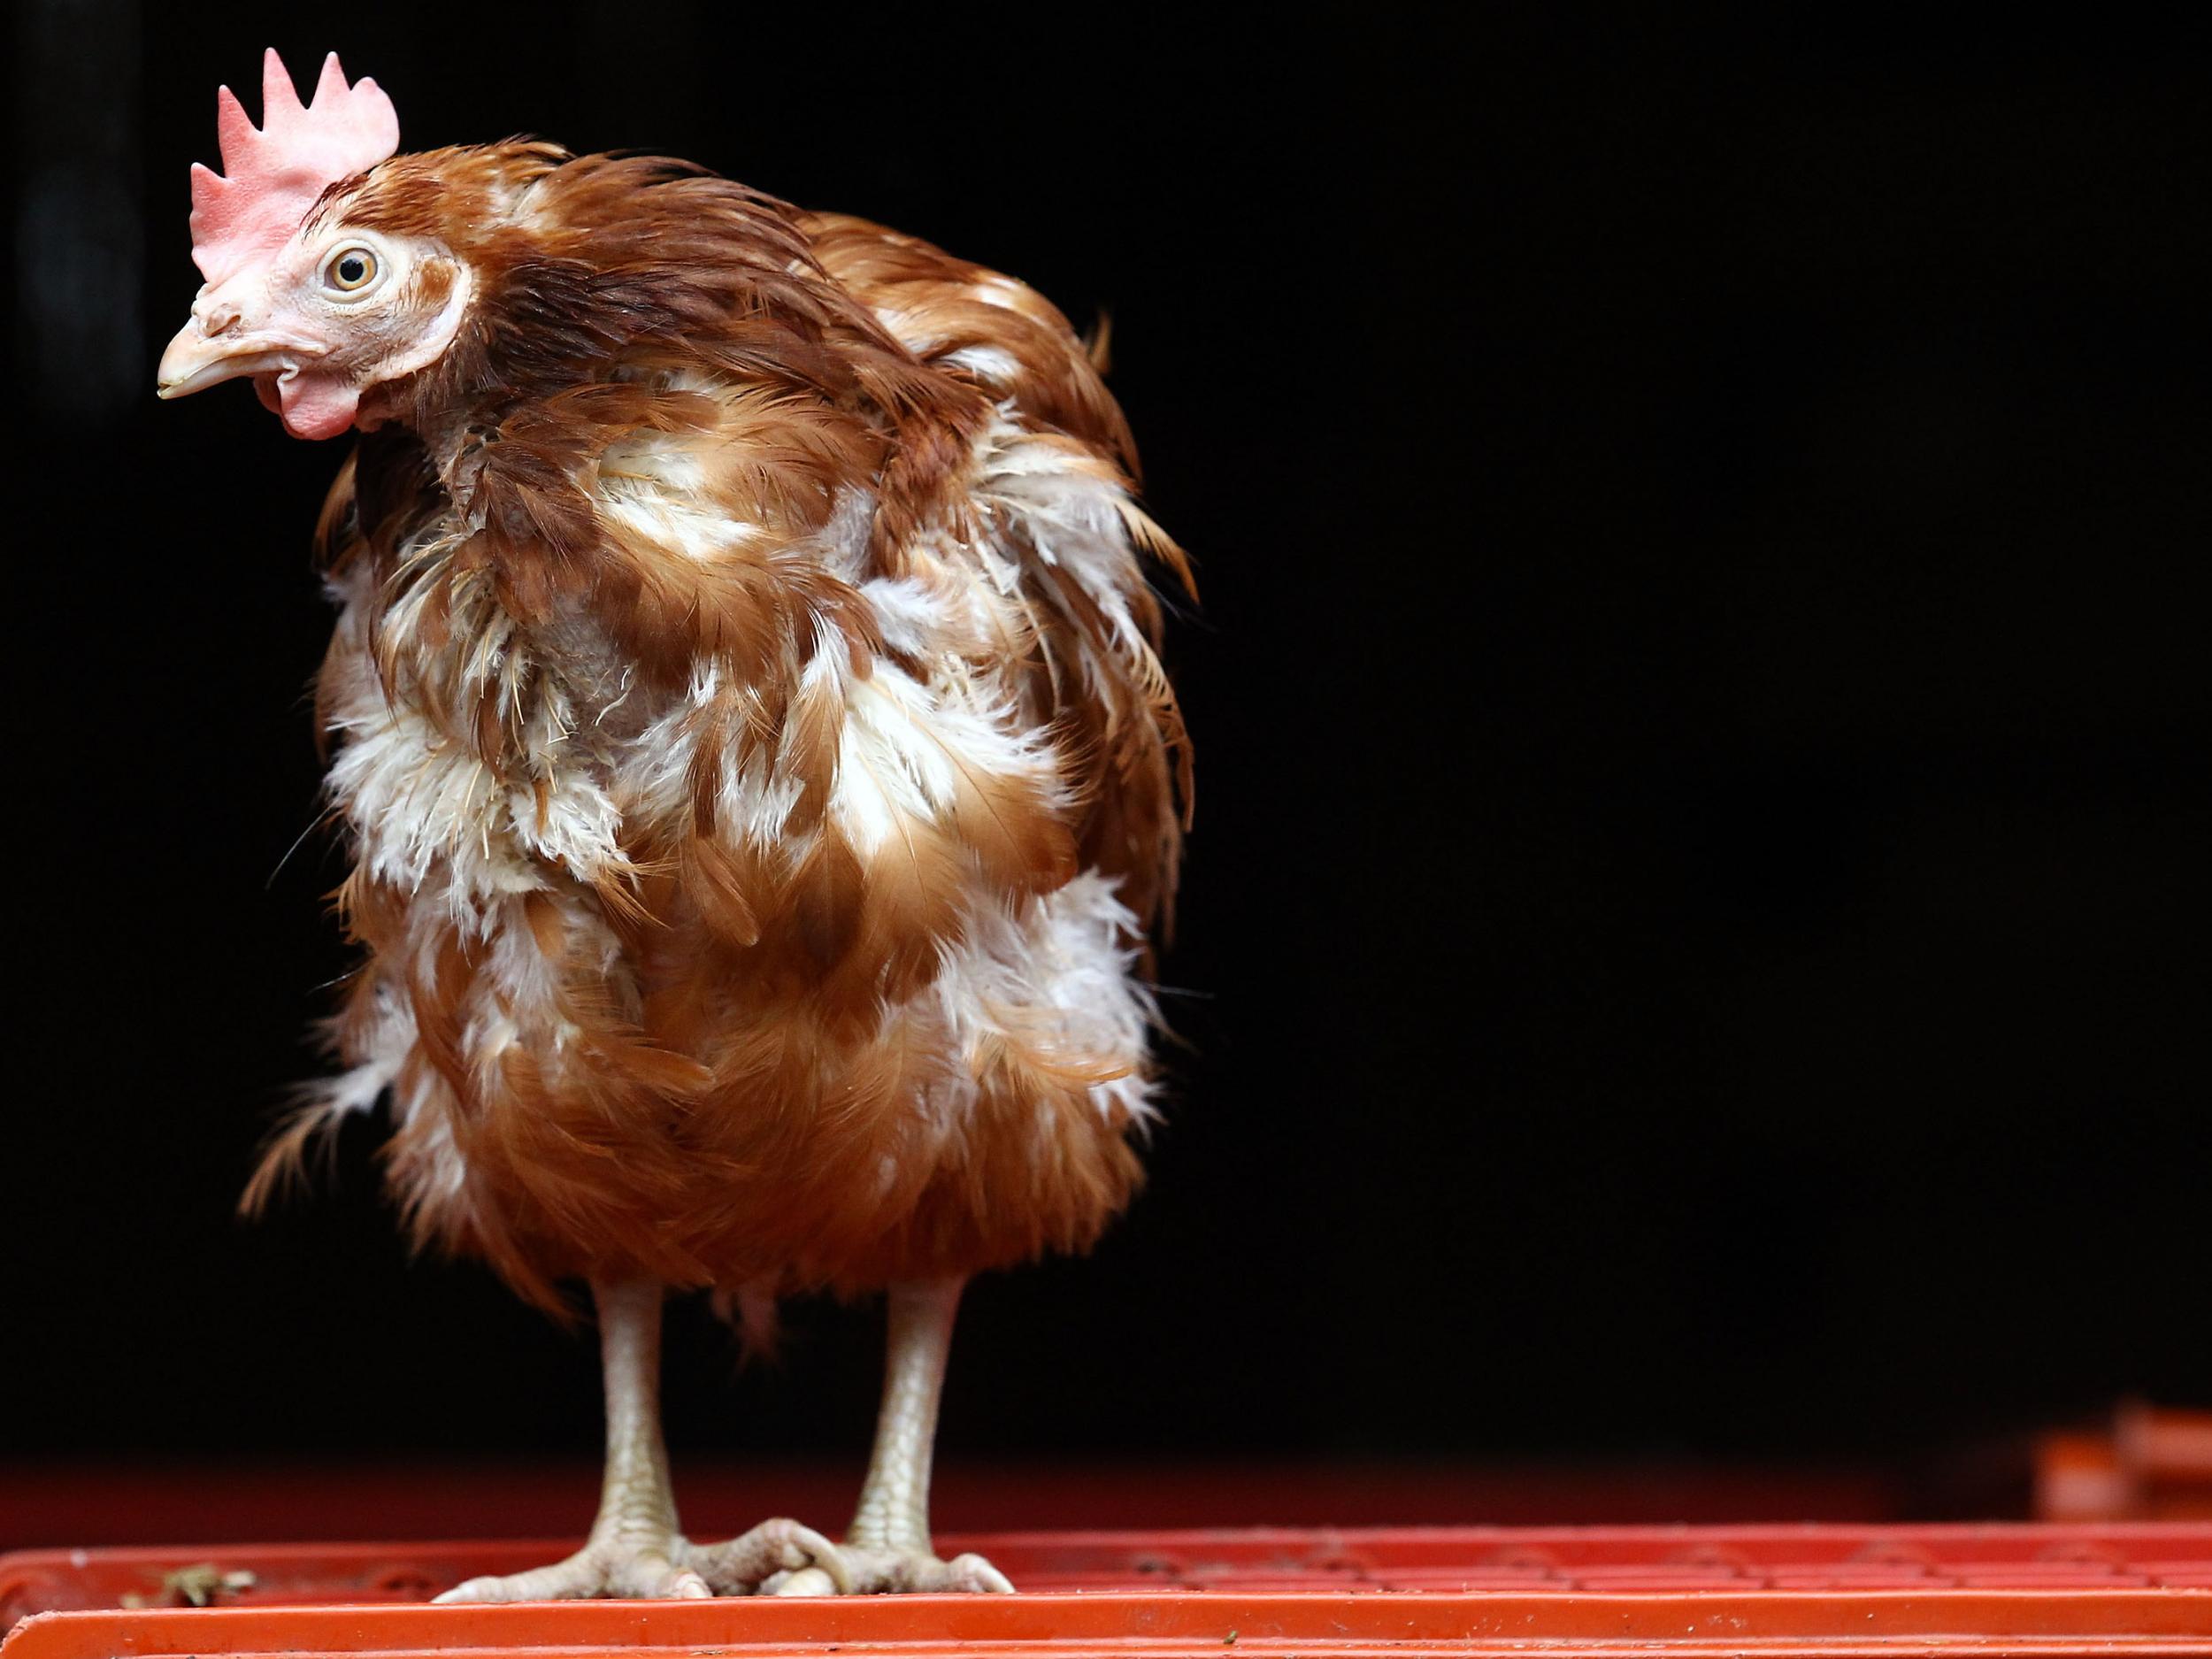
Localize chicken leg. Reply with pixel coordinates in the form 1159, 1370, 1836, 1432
436, 1279, 841, 1602
754, 1278, 1013, 1595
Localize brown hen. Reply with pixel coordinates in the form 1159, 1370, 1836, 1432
158, 50, 1190, 1600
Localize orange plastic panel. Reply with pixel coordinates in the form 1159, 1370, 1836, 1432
4, 1525, 2210, 1657
2040, 1405, 2212, 1521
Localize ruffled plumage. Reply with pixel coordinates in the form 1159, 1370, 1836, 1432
249, 144, 1191, 1309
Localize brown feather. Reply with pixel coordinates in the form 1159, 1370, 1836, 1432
265, 141, 1192, 1303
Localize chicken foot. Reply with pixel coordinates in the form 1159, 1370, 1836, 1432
436, 1279, 841, 1602
746, 1277, 1013, 1596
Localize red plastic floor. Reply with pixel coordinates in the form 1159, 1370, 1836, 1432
6, 1526, 2211, 1656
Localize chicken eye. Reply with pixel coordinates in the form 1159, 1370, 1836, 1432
323, 246, 381, 294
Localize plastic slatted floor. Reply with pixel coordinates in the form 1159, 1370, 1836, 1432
5, 1526, 2210, 1655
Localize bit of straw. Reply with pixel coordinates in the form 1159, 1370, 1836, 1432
188, 49, 399, 285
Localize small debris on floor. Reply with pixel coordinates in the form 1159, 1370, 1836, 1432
143, 1563, 258, 1608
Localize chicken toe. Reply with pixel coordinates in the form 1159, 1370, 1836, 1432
681, 1518, 853, 1594
764, 1544, 1013, 1595
437, 1542, 711, 1604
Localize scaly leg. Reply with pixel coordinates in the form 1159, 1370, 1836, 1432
437, 1280, 840, 1602
739, 1278, 1013, 1595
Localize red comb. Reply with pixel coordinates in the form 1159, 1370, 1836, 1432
188, 49, 400, 285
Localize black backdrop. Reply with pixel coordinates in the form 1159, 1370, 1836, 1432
7, 6, 2206, 1472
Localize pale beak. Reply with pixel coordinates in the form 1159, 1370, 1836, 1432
156, 314, 324, 400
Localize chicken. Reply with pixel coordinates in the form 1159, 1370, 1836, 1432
157, 51, 1190, 1600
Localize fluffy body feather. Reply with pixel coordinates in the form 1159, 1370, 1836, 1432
246, 145, 1192, 1310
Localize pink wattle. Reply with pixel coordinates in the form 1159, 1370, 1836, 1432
274, 371, 360, 441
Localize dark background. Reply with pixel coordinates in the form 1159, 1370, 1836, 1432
6, 4, 2205, 1486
